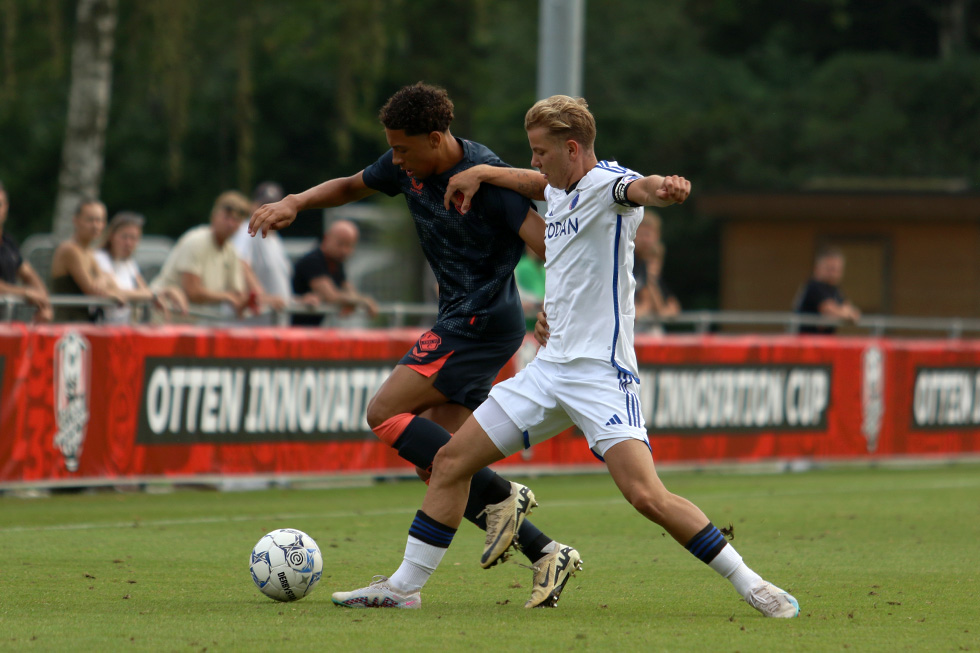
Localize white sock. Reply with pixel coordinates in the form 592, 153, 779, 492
708, 544, 763, 598
388, 535, 448, 594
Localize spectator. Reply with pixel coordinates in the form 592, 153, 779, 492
0, 180, 52, 322
291, 219, 377, 326
632, 211, 661, 301
151, 190, 252, 322
635, 241, 681, 322
234, 181, 293, 306
49, 198, 125, 322
793, 245, 861, 334
94, 211, 187, 324
514, 245, 545, 331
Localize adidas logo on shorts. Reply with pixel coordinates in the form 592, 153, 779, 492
605, 414, 623, 426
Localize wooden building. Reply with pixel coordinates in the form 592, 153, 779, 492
699, 191, 980, 319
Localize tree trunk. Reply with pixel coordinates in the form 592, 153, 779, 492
938, 0, 969, 60
51, 0, 117, 241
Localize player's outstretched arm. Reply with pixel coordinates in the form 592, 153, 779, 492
444, 164, 548, 213
625, 174, 691, 207
249, 172, 377, 237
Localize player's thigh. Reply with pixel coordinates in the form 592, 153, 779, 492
432, 413, 507, 480
419, 402, 472, 433
482, 359, 573, 457
602, 438, 668, 504
365, 364, 448, 427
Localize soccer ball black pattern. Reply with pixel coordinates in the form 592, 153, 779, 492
249, 528, 323, 601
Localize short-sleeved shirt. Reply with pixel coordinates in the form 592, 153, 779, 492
537, 161, 645, 379
793, 279, 844, 334
232, 223, 293, 300
0, 232, 23, 284
361, 138, 532, 340
151, 225, 245, 295
94, 249, 141, 324
291, 247, 346, 326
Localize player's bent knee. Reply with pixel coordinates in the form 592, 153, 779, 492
429, 443, 470, 484
628, 489, 671, 525
365, 394, 391, 430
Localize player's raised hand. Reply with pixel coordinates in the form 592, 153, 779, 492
443, 167, 485, 214
249, 197, 299, 238
656, 175, 691, 205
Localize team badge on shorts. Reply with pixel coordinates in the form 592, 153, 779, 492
419, 331, 442, 351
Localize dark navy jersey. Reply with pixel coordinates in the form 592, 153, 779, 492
362, 138, 531, 338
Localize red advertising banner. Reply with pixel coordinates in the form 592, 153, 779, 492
2, 325, 979, 487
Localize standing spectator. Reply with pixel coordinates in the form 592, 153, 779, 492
635, 241, 681, 323
0, 180, 52, 322
291, 219, 378, 326
514, 245, 545, 331
793, 245, 862, 334
94, 211, 187, 324
49, 198, 125, 322
151, 191, 252, 322
234, 181, 293, 309
632, 211, 661, 295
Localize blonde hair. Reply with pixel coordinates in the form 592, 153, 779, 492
524, 95, 596, 151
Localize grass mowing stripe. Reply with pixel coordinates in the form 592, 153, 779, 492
3, 472, 975, 533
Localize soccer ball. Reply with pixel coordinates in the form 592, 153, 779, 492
249, 528, 323, 601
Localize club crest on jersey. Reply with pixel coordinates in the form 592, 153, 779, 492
419, 331, 442, 351
546, 217, 579, 240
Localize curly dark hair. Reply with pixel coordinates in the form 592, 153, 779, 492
378, 82, 454, 135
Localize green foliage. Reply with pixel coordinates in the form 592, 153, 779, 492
1, 465, 979, 650
0, 0, 977, 305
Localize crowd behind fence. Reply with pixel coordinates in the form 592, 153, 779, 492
3, 294, 980, 337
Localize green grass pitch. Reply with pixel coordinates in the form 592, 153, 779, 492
1, 463, 978, 651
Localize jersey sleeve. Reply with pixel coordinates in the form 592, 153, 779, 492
611, 174, 642, 208
361, 150, 403, 197
477, 185, 533, 235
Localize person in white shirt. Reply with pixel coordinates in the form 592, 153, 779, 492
332, 96, 800, 619
94, 211, 186, 324
233, 182, 294, 309
152, 190, 256, 322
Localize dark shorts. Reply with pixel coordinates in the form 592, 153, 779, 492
398, 325, 525, 411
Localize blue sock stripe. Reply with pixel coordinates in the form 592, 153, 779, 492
686, 524, 727, 563
688, 529, 724, 555
408, 510, 456, 548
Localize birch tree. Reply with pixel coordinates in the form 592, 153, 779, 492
51, 0, 116, 240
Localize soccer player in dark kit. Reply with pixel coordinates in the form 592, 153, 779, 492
249, 82, 579, 608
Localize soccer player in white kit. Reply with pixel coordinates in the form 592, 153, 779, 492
332, 96, 800, 617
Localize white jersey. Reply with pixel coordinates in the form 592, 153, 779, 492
537, 161, 644, 379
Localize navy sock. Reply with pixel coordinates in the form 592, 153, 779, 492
408, 510, 457, 548
685, 523, 728, 564
517, 524, 551, 562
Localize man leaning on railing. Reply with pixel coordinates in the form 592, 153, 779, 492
0, 180, 53, 323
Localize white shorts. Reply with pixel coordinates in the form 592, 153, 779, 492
474, 357, 648, 458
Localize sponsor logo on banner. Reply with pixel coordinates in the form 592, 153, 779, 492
910, 367, 980, 429
137, 357, 391, 444
639, 364, 832, 433
861, 346, 884, 451
53, 331, 91, 471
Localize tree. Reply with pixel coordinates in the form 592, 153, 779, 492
51, 0, 116, 240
